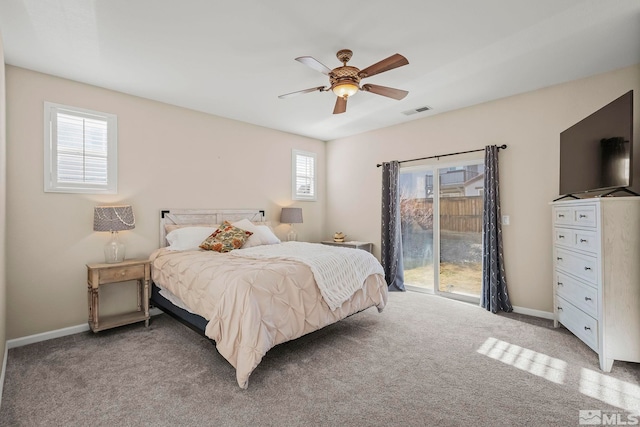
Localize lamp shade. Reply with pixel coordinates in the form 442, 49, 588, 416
332, 82, 359, 98
280, 207, 303, 224
93, 205, 135, 232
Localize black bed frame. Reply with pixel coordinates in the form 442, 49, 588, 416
150, 282, 209, 337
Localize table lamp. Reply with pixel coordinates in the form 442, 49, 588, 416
280, 207, 303, 241
93, 205, 135, 263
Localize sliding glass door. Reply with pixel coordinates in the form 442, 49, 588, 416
400, 160, 484, 303
399, 169, 435, 292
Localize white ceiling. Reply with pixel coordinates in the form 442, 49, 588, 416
1, 0, 639, 141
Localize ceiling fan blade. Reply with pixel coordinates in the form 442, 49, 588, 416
361, 84, 408, 100
358, 53, 409, 78
333, 96, 347, 114
278, 86, 327, 99
295, 56, 332, 75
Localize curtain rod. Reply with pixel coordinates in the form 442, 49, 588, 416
376, 144, 507, 168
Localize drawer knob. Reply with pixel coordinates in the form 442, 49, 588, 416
557, 282, 563, 286
584, 266, 592, 271
584, 326, 591, 331
585, 297, 592, 301
558, 235, 565, 239
557, 257, 563, 261
557, 307, 563, 311
580, 239, 588, 243
121, 271, 126, 276
579, 214, 587, 218
558, 214, 565, 218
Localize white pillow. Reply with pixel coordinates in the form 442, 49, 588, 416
166, 226, 217, 251
243, 225, 281, 248
231, 218, 256, 230
232, 219, 281, 248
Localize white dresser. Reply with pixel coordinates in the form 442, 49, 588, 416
552, 197, 640, 371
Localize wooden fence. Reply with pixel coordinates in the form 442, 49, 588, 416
401, 196, 483, 233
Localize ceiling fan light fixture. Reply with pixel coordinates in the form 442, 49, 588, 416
280, 49, 409, 114
332, 82, 359, 98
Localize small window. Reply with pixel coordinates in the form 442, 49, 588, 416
44, 102, 118, 194
292, 149, 317, 201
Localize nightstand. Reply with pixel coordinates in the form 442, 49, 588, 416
86, 259, 151, 332
321, 241, 373, 253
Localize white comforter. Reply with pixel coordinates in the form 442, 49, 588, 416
229, 242, 385, 310
150, 242, 388, 388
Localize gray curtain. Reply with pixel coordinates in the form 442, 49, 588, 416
481, 145, 512, 313
381, 161, 405, 291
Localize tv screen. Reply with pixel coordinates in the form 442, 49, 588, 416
559, 90, 634, 196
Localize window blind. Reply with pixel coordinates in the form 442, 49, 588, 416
55, 111, 109, 185
295, 153, 315, 198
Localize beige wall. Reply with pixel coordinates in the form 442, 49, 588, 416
326, 64, 640, 314
5, 66, 325, 339
5, 62, 640, 339
0, 35, 7, 366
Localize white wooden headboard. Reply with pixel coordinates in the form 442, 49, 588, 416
159, 208, 266, 247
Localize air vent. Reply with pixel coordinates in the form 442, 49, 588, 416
402, 105, 432, 116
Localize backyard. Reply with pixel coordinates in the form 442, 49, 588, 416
404, 261, 482, 296
401, 196, 483, 297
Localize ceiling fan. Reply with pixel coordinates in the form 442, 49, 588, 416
278, 49, 409, 114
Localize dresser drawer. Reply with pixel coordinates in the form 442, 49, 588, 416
573, 205, 597, 227
573, 229, 599, 253
97, 265, 145, 284
554, 227, 599, 254
553, 205, 597, 228
556, 296, 598, 352
554, 247, 599, 285
555, 271, 597, 317
553, 207, 574, 226
553, 228, 575, 249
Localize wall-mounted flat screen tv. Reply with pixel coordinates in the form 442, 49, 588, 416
559, 90, 634, 196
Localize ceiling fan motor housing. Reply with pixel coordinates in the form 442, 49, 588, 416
330, 66, 361, 92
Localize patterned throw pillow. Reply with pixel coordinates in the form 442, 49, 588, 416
200, 221, 253, 253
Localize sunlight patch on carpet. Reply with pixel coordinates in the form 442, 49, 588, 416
477, 337, 566, 384
579, 368, 640, 414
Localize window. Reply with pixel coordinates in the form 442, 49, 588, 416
44, 102, 117, 194
292, 149, 316, 201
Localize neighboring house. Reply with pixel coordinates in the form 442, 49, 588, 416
401, 164, 484, 199
463, 174, 484, 197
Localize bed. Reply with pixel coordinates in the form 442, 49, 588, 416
149, 209, 388, 389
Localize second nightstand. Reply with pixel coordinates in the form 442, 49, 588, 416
320, 241, 373, 253
86, 259, 151, 332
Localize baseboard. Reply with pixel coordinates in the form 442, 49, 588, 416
512, 305, 554, 320
6, 323, 90, 350
0, 345, 7, 408
6, 308, 164, 350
